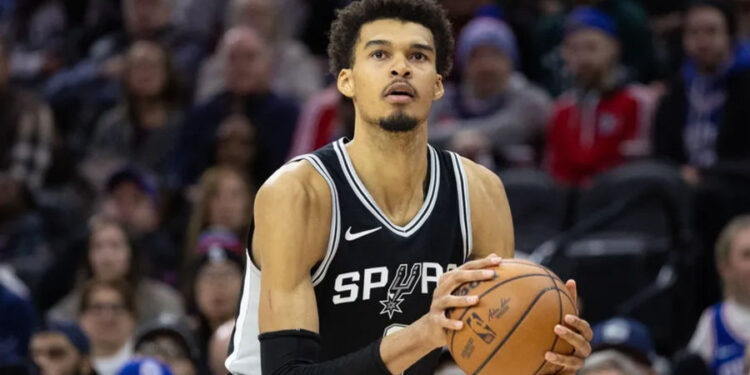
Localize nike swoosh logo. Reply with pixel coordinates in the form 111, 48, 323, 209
345, 226, 382, 241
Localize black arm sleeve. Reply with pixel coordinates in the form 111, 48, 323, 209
259, 329, 392, 375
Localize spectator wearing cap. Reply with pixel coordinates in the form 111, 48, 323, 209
185, 240, 244, 363
428, 14, 552, 169
30, 320, 96, 375
591, 317, 659, 374
544, 7, 643, 186
117, 358, 173, 375
133, 314, 200, 375
77, 280, 137, 375
99, 166, 181, 282
48, 216, 184, 324
689, 215, 750, 375
85, 40, 185, 177
169, 26, 298, 188
184, 167, 253, 262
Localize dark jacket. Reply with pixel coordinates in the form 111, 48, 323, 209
653, 68, 750, 166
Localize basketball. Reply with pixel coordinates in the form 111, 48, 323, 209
446, 259, 578, 375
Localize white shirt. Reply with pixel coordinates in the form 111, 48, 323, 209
93, 342, 133, 375
688, 299, 750, 364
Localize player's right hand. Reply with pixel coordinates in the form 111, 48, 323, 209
418, 253, 502, 349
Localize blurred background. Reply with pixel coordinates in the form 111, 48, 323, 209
0, 0, 748, 374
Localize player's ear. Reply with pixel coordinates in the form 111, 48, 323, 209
337, 69, 355, 98
433, 74, 444, 101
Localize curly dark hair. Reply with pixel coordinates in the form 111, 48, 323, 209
328, 0, 454, 77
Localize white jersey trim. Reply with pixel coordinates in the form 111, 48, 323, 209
332, 138, 440, 238
293, 154, 341, 286
225, 251, 262, 375
449, 153, 473, 261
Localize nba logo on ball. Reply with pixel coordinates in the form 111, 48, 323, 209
446, 259, 578, 375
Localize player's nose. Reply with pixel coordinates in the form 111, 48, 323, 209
390, 55, 411, 78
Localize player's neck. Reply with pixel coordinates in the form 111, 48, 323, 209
347, 122, 429, 226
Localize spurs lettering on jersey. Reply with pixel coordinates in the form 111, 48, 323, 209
332, 262, 458, 318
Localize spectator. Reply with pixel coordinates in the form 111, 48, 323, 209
653, 0, 750, 172
44, 0, 204, 155
86, 40, 184, 177
117, 358, 173, 375
689, 215, 750, 375
579, 350, 647, 375
429, 15, 552, 168
532, 0, 658, 96
208, 320, 233, 375
0, 37, 56, 191
194, 0, 323, 104
185, 243, 243, 362
133, 314, 200, 375
48, 217, 183, 324
0, 281, 35, 370
544, 7, 642, 186
0, 173, 51, 285
98, 167, 180, 282
77, 280, 137, 375
591, 317, 659, 375
30, 320, 96, 375
170, 26, 299, 187
213, 114, 258, 177
185, 169, 253, 256
6, 0, 67, 84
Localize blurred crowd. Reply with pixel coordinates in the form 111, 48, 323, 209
0, 0, 748, 374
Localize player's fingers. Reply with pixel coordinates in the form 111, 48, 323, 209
564, 314, 594, 342
437, 316, 465, 331
437, 269, 496, 295
433, 295, 479, 311
554, 324, 592, 358
544, 352, 585, 370
459, 254, 502, 270
565, 279, 578, 305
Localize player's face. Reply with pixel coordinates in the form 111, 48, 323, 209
30, 333, 83, 375
721, 226, 750, 300
337, 19, 444, 133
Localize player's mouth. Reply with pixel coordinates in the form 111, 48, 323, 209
383, 81, 416, 104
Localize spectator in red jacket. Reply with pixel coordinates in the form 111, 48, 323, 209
545, 7, 642, 186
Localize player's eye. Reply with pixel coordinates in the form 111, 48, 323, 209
410, 52, 427, 61
371, 50, 388, 60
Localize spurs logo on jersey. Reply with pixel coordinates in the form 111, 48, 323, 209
332, 262, 458, 319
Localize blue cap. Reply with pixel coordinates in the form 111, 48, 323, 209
457, 16, 519, 68
591, 317, 655, 365
106, 166, 159, 204
39, 320, 91, 355
565, 7, 618, 39
117, 358, 173, 375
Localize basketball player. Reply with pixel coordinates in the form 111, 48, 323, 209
225, 1, 593, 374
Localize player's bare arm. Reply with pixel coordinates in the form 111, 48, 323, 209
460, 158, 593, 374
254, 161, 331, 334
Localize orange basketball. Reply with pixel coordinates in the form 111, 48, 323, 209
446, 259, 578, 375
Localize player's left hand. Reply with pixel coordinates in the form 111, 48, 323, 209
543, 279, 593, 373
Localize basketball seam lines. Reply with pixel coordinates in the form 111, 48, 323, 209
449, 273, 551, 354
472, 286, 559, 375
531, 267, 565, 375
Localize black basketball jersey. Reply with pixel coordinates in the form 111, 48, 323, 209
295, 138, 473, 374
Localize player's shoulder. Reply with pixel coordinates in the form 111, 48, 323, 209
255, 159, 331, 215
458, 155, 506, 200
